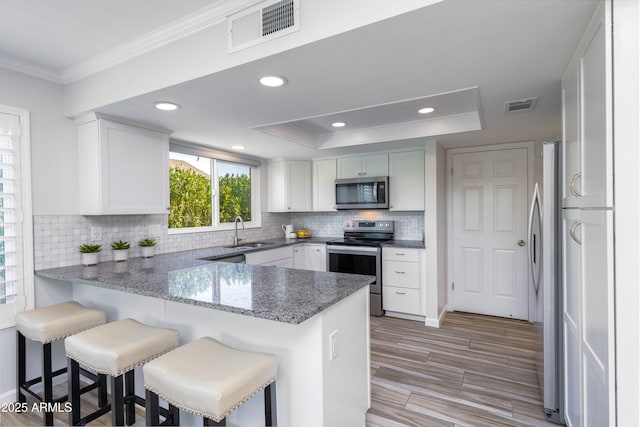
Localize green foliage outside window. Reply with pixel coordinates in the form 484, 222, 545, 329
169, 167, 251, 228
219, 173, 251, 223
169, 167, 212, 228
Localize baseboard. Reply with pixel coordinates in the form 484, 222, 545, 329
384, 311, 425, 322
423, 307, 449, 328
0, 388, 16, 405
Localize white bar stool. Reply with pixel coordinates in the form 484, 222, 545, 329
64, 318, 179, 426
15, 301, 106, 426
143, 337, 277, 426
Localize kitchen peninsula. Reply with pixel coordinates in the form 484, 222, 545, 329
35, 248, 373, 427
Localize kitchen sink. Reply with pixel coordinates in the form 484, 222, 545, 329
224, 241, 273, 249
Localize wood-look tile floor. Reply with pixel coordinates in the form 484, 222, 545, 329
3, 311, 558, 427
366, 312, 560, 427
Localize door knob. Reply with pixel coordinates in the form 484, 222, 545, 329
517, 240, 526, 247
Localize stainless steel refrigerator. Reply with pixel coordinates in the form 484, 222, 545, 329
529, 141, 563, 424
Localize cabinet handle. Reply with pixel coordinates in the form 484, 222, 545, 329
395, 253, 405, 256
395, 291, 406, 295
569, 220, 582, 245
316, 249, 320, 252
395, 271, 406, 274
569, 173, 582, 197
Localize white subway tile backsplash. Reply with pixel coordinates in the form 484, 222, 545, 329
33, 210, 423, 270
290, 211, 423, 241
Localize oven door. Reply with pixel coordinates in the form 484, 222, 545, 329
326, 245, 383, 316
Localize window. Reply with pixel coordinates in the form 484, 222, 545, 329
168, 142, 261, 232
0, 107, 33, 328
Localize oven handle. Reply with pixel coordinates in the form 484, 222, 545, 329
326, 245, 380, 254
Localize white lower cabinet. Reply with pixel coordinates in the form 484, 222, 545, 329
382, 248, 424, 316
245, 246, 293, 267
293, 244, 326, 272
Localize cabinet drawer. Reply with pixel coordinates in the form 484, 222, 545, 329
383, 261, 419, 288
383, 248, 419, 262
383, 286, 420, 315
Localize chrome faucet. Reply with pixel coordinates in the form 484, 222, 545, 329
234, 215, 244, 246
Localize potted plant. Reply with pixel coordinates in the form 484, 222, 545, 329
111, 240, 130, 262
139, 238, 157, 258
79, 243, 101, 266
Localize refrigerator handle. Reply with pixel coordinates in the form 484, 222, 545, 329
528, 183, 542, 294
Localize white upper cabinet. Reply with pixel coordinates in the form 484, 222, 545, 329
389, 150, 424, 211
312, 158, 337, 211
337, 153, 388, 179
78, 116, 170, 215
268, 159, 312, 212
562, 3, 613, 208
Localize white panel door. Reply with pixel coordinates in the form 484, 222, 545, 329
451, 148, 529, 319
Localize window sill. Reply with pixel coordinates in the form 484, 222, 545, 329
167, 221, 262, 235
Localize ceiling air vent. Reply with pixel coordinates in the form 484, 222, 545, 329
505, 97, 538, 114
228, 0, 299, 53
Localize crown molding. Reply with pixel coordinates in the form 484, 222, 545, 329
60, 0, 256, 84
0, 53, 62, 84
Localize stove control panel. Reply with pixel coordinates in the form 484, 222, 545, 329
343, 220, 394, 233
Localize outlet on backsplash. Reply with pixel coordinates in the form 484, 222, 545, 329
91, 226, 102, 242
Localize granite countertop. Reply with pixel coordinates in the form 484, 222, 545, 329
382, 240, 425, 249
36, 242, 373, 325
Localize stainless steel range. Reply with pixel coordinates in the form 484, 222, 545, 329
326, 220, 394, 316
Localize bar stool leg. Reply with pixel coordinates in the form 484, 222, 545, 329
111, 374, 125, 426
203, 417, 225, 426
264, 382, 277, 427
168, 404, 180, 425
42, 343, 54, 426
16, 332, 26, 405
98, 374, 108, 407
68, 358, 81, 426
145, 389, 160, 426
124, 370, 135, 425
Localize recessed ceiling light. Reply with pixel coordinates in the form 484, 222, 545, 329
154, 101, 180, 111
418, 107, 435, 114
259, 75, 287, 87
231, 145, 245, 150
332, 122, 346, 128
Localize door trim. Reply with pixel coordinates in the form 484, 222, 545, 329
446, 141, 535, 321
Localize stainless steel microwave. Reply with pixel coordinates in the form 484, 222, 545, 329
335, 176, 389, 210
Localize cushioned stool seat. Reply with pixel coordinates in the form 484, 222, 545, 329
144, 337, 277, 426
16, 301, 106, 344
65, 318, 179, 426
15, 301, 106, 426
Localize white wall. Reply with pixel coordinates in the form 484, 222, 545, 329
0, 68, 79, 403
0, 68, 78, 215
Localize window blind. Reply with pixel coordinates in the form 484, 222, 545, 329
170, 139, 262, 167
0, 113, 21, 307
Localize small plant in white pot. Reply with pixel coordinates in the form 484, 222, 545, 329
79, 244, 101, 266
111, 240, 130, 262
138, 238, 157, 258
